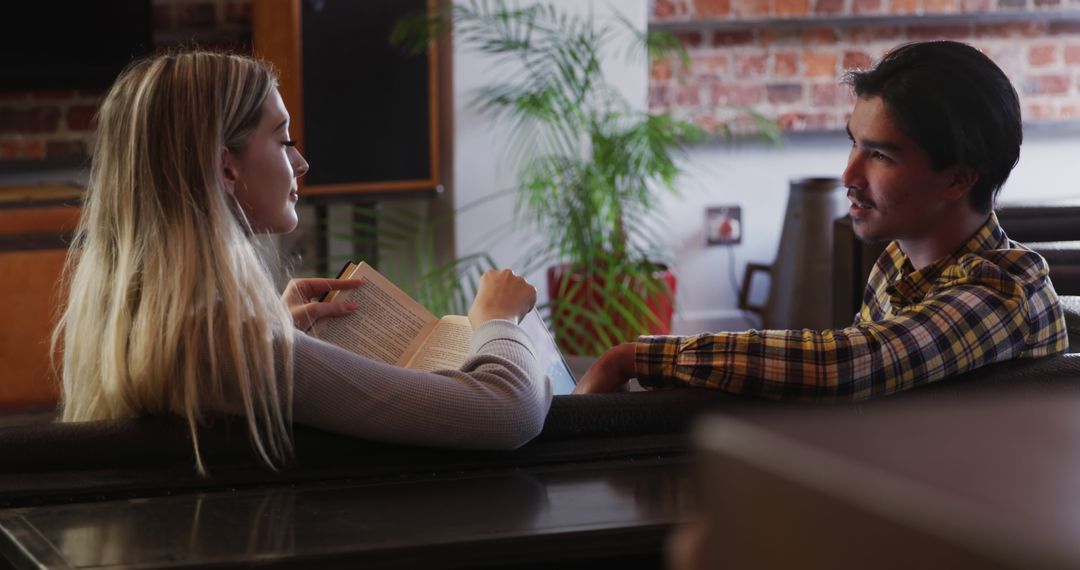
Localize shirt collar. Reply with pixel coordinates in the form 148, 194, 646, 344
885, 213, 1007, 306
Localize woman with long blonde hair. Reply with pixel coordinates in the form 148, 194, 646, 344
55, 51, 550, 472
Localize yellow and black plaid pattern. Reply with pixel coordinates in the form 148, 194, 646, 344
635, 213, 1068, 402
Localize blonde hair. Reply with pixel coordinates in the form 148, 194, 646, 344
54, 51, 296, 473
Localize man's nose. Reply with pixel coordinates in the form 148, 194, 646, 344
841, 152, 865, 190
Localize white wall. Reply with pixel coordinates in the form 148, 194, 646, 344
453, 1, 1080, 335
662, 130, 1080, 334
452, 0, 649, 300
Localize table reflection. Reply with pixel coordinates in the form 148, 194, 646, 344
3, 459, 690, 568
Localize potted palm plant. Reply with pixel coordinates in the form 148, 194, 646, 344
393, 1, 707, 356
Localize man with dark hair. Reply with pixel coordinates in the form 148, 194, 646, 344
575, 41, 1067, 400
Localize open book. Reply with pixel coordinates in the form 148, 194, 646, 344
312, 262, 577, 393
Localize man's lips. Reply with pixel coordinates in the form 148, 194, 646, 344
847, 190, 874, 210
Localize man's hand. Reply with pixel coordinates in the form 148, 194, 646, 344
468, 269, 537, 327
573, 343, 636, 394
281, 277, 365, 330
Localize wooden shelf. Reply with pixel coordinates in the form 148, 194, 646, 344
649, 9, 1080, 32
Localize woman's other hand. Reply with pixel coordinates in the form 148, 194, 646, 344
468, 269, 537, 328
281, 277, 365, 330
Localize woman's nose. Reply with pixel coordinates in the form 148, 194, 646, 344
291, 149, 309, 179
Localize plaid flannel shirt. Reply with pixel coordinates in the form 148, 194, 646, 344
635, 213, 1068, 402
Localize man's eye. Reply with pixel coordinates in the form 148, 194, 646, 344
871, 151, 890, 161
282, 140, 297, 147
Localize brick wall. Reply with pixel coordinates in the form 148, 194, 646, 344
649, 1, 1080, 133
0, 0, 251, 163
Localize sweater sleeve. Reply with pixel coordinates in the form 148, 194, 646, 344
288, 320, 552, 450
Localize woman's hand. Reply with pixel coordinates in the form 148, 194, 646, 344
468, 269, 537, 328
281, 277, 365, 330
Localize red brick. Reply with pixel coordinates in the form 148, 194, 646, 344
711, 84, 765, 105
654, 0, 688, 18
693, 114, 722, 133
734, 0, 771, 17
652, 59, 673, 82
813, 0, 845, 13
889, 0, 919, 12
1025, 101, 1056, 120
802, 27, 839, 44
712, 30, 755, 46
922, 0, 958, 13
843, 51, 873, 70
675, 85, 703, 106
735, 54, 769, 78
649, 85, 672, 108
778, 112, 832, 130
728, 113, 767, 134
960, 0, 992, 9
767, 83, 803, 103
65, 105, 98, 131
776, 0, 810, 16
760, 29, 802, 46
693, 0, 731, 17
908, 25, 973, 40
1029, 45, 1058, 67
690, 54, 730, 78
1049, 22, 1080, 36
46, 140, 87, 160
775, 52, 799, 76
1065, 44, 1080, 64
840, 85, 857, 105
1024, 74, 1071, 95
981, 45, 1023, 73
847, 27, 901, 42
811, 83, 842, 106
976, 22, 1045, 39
853, 0, 883, 14
0, 107, 62, 134
803, 52, 837, 77
1061, 102, 1080, 118
675, 31, 704, 47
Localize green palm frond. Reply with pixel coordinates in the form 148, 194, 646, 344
378, 1, 775, 354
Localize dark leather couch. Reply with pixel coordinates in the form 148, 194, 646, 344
2, 350, 1079, 509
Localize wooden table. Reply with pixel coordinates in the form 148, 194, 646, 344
0, 455, 692, 569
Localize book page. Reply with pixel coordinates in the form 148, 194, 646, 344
405, 315, 473, 372
313, 262, 438, 366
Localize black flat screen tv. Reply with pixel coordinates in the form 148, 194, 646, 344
0, 1, 154, 90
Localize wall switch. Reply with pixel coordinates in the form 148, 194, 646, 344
706, 205, 742, 246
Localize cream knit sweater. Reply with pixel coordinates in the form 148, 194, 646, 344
290, 320, 552, 449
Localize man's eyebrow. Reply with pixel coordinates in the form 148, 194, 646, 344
846, 124, 903, 153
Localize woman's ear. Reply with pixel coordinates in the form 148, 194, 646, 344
220, 147, 239, 195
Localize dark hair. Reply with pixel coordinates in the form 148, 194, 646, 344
843, 41, 1021, 215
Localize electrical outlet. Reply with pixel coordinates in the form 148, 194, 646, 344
706, 205, 742, 246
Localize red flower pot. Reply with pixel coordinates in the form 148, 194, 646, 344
546, 263, 676, 356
